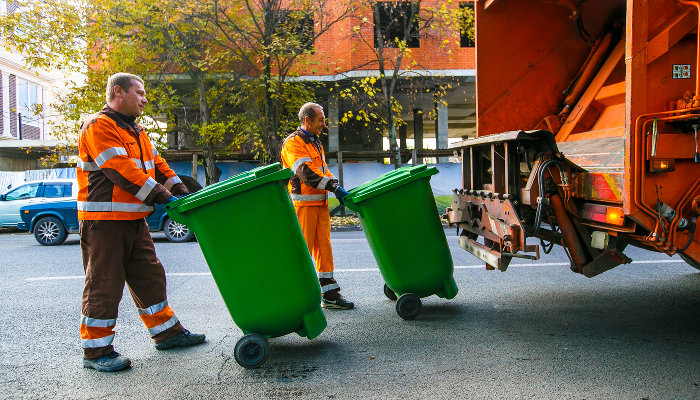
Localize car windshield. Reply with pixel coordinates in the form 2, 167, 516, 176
4, 183, 40, 200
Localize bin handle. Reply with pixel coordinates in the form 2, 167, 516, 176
410, 164, 428, 174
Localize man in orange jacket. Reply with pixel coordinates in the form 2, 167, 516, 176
281, 102, 354, 310
77, 73, 205, 372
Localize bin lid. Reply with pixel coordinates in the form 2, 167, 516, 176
166, 163, 292, 214
343, 164, 439, 207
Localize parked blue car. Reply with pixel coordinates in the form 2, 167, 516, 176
19, 175, 202, 246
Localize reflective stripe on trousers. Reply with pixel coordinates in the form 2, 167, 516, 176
137, 300, 180, 336
80, 315, 116, 349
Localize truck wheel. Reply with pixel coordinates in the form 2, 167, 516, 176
163, 217, 194, 243
383, 283, 397, 301
396, 293, 421, 320
680, 253, 700, 271
34, 216, 67, 246
234, 334, 269, 369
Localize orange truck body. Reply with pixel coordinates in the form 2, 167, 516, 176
448, 0, 700, 275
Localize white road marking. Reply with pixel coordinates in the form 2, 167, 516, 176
25, 259, 687, 281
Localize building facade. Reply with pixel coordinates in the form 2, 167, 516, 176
295, 0, 476, 157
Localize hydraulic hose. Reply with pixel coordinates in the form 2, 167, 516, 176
533, 158, 567, 234
679, 217, 697, 252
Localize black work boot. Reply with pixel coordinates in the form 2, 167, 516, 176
155, 329, 206, 350
322, 295, 355, 310
83, 351, 131, 372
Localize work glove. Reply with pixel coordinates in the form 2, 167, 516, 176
165, 195, 178, 204
334, 187, 349, 205
176, 193, 190, 200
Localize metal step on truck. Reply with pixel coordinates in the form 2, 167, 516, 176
446, 0, 700, 276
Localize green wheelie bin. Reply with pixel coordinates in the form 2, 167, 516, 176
342, 164, 457, 320
165, 164, 326, 368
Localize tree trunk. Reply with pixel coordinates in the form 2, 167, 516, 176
386, 101, 401, 169
195, 74, 219, 185
374, 3, 402, 169
262, 56, 282, 163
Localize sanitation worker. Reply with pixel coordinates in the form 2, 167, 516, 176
281, 102, 354, 310
77, 72, 205, 372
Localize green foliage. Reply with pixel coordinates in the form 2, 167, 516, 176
0, 0, 360, 166
458, 4, 475, 45
342, 1, 463, 168
0, 0, 88, 72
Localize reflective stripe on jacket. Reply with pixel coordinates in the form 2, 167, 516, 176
280, 129, 338, 207
77, 105, 188, 220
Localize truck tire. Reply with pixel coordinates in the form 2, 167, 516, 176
680, 253, 700, 271
34, 216, 68, 246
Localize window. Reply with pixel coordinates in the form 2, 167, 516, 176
279, 10, 315, 51
42, 183, 70, 198
374, 2, 420, 49
5, 183, 39, 200
6, 0, 19, 14
16, 78, 40, 127
290, 11, 314, 50
460, 2, 475, 48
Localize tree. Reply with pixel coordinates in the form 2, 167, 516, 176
339, 0, 465, 169
0, 0, 244, 184
209, 0, 359, 162
88, 0, 248, 185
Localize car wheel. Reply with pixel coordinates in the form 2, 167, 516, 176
34, 216, 68, 246
163, 217, 194, 243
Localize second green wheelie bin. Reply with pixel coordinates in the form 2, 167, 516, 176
342, 164, 457, 320
165, 164, 326, 368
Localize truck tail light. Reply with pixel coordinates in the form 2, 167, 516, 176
582, 203, 625, 226
649, 159, 675, 173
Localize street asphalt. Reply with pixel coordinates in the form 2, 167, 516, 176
0, 228, 698, 399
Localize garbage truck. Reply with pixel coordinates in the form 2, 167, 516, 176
446, 0, 700, 276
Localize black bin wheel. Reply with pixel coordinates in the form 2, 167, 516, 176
396, 293, 422, 320
383, 283, 397, 301
234, 333, 269, 369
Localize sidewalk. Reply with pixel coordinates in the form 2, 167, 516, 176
330, 215, 362, 231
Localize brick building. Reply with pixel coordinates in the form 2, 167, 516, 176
291, 0, 476, 158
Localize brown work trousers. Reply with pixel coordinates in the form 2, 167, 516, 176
80, 219, 183, 359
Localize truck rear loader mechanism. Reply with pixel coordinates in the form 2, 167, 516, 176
447, 0, 700, 276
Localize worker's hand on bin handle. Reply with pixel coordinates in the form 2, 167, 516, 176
165, 193, 190, 205
334, 187, 349, 205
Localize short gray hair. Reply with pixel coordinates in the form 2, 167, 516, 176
106, 72, 144, 102
298, 102, 323, 122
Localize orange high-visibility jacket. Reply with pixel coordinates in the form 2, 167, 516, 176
77, 106, 188, 220
281, 129, 339, 207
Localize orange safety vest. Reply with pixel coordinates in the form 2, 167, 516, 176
77, 105, 187, 220
281, 129, 338, 207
